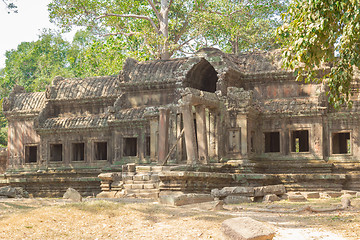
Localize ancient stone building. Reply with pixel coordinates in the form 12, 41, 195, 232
2, 48, 360, 196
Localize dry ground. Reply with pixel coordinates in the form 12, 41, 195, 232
0, 197, 359, 239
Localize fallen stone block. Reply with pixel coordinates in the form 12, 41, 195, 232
263, 194, 280, 203
63, 188, 82, 202
211, 186, 254, 198
288, 194, 307, 202
98, 172, 121, 182
224, 195, 253, 204
0, 186, 29, 198
96, 191, 118, 198
301, 192, 320, 199
356, 192, 360, 198
0, 186, 16, 198
341, 194, 352, 208
159, 192, 213, 206
222, 217, 275, 240
254, 185, 286, 197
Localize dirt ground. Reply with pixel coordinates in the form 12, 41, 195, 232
0, 197, 359, 239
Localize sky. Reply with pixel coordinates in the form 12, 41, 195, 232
0, 0, 60, 68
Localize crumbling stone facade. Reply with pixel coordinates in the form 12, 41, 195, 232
3, 48, 360, 174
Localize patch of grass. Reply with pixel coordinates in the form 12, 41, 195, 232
61, 200, 125, 214
2, 202, 34, 210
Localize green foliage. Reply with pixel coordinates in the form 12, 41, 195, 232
0, 99, 7, 147
48, 0, 285, 58
278, 0, 360, 108
194, 0, 288, 54
2, 29, 73, 93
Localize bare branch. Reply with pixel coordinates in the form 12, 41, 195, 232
146, 0, 161, 20
103, 31, 141, 37
96, 13, 159, 34
171, 35, 197, 55
174, 21, 189, 43
165, 0, 173, 15
143, 36, 156, 56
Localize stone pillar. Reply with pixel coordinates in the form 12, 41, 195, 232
195, 105, 209, 164
114, 131, 122, 162
237, 115, 248, 157
138, 129, 145, 163
209, 110, 218, 160
176, 114, 183, 163
158, 108, 170, 164
149, 118, 158, 162
181, 104, 198, 165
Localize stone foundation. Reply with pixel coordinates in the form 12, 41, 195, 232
0, 168, 102, 197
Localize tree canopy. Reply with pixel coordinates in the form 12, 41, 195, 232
48, 0, 287, 58
278, 0, 360, 108
195, 0, 287, 54
0, 29, 127, 98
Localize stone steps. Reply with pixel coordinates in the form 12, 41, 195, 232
121, 166, 162, 199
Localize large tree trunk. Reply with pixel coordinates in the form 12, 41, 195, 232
159, 0, 170, 59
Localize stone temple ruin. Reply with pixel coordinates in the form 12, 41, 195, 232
2, 47, 360, 197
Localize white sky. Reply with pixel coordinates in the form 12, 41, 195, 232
0, 0, 60, 68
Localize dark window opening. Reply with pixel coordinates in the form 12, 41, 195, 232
291, 130, 309, 152
332, 132, 350, 154
123, 138, 137, 156
25, 146, 37, 163
145, 136, 151, 156
50, 144, 63, 162
95, 142, 107, 160
264, 132, 280, 153
185, 59, 218, 93
72, 143, 85, 161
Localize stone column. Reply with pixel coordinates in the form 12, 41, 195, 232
181, 104, 198, 165
209, 110, 218, 160
149, 118, 158, 162
195, 105, 209, 164
176, 114, 183, 163
138, 129, 145, 163
114, 131, 122, 162
237, 115, 248, 157
158, 108, 170, 164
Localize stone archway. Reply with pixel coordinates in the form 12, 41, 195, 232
184, 59, 218, 93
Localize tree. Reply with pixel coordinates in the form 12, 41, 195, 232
2, 0, 17, 13
49, 0, 286, 59
49, 0, 199, 60
194, 0, 287, 54
2, 30, 73, 94
278, 0, 360, 108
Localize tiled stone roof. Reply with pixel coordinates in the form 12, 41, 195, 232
228, 49, 284, 74
40, 115, 112, 130
122, 58, 187, 82
4, 92, 46, 113
48, 75, 119, 100
115, 106, 159, 121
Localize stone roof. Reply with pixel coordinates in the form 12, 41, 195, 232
40, 115, 112, 130
47, 75, 119, 100
122, 57, 188, 83
3, 92, 46, 114
115, 106, 160, 121
228, 49, 284, 74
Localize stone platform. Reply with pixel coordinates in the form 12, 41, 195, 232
2, 163, 360, 198
0, 168, 102, 197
